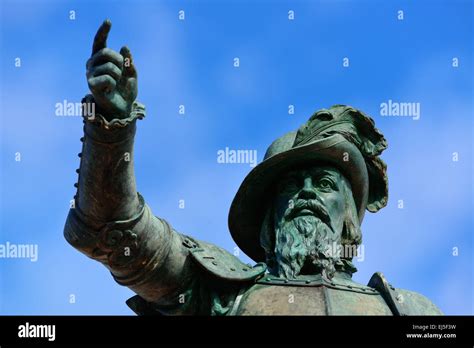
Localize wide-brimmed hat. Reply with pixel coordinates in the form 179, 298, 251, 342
228, 105, 388, 262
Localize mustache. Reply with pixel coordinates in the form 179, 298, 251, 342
284, 198, 332, 229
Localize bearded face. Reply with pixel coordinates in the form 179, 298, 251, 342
260, 165, 361, 279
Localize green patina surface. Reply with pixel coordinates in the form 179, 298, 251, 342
64, 20, 443, 316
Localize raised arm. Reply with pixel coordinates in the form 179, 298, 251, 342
64, 20, 199, 311
64, 21, 260, 315
78, 19, 140, 220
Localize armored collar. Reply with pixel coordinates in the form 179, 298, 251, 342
256, 273, 379, 295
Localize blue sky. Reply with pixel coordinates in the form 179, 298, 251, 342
0, 0, 472, 315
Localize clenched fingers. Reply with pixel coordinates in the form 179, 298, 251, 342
88, 75, 116, 95
87, 62, 122, 82
87, 47, 124, 71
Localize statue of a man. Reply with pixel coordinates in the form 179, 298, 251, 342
64, 20, 442, 315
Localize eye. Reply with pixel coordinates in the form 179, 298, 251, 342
278, 176, 300, 195
316, 177, 335, 191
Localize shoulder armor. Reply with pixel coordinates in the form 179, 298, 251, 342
126, 295, 161, 316
126, 235, 266, 315
187, 238, 266, 282
368, 272, 443, 315
396, 289, 444, 315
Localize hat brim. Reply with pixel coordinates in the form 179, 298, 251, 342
228, 134, 369, 262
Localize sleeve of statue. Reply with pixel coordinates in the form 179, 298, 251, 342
63, 97, 201, 311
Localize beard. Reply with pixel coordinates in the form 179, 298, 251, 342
274, 214, 341, 279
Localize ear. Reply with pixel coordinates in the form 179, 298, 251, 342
341, 178, 363, 246
341, 218, 362, 246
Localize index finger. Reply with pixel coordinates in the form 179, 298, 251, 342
92, 19, 112, 55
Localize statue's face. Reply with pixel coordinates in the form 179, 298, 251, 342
274, 165, 347, 234
266, 164, 357, 279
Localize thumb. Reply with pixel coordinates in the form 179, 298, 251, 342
120, 46, 137, 78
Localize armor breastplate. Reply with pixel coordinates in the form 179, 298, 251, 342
233, 274, 393, 315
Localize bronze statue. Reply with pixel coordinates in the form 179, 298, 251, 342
64, 20, 442, 315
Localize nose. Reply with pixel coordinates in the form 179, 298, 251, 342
298, 177, 317, 200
